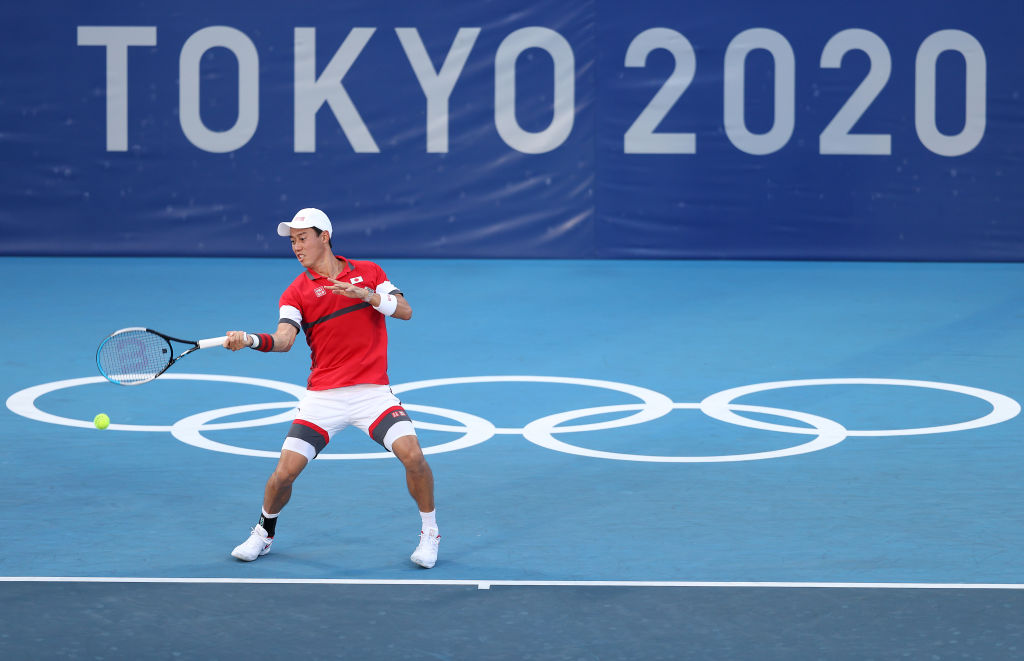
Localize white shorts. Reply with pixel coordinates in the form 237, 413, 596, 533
281, 384, 416, 461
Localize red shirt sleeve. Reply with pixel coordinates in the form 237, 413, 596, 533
279, 279, 302, 316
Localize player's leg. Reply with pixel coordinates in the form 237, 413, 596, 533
391, 434, 441, 569
232, 395, 338, 562
261, 447, 310, 522
231, 448, 310, 562
358, 387, 441, 568
365, 403, 435, 514
391, 434, 435, 513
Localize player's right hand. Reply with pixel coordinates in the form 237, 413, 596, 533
225, 331, 252, 351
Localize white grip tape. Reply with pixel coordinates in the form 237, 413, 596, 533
198, 335, 252, 349
198, 336, 228, 349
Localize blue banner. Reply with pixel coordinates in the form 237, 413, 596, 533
1, 1, 1021, 259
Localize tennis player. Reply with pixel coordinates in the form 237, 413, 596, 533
224, 208, 440, 568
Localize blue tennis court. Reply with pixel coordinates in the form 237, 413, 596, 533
2, 257, 1022, 658
5, 0, 1024, 656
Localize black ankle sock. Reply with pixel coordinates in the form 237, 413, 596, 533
259, 512, 277, 537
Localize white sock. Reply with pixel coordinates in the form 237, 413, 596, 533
420, 510, 437, 533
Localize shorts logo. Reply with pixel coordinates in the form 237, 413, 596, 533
314, 286, 327, 297
350, 276, 364, 285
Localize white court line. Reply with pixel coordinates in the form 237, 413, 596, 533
0, 577, 1021, 590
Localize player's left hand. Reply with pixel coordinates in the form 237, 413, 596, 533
327, 278, 370, 300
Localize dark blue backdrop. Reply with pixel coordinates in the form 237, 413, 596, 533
2, 1, 1021, 259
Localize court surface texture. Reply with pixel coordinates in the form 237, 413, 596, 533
2, 257, 1022, 659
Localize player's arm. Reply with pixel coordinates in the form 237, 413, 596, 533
327, 279, 413, 321
376, 292, 411, 320
224, 323, 299, 352
266, 322, 299, 351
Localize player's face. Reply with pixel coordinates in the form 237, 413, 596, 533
290, 228, 329, 266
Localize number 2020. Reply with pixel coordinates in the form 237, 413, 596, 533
624, 28, 986, 157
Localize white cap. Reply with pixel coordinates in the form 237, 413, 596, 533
277, 208, 332, 237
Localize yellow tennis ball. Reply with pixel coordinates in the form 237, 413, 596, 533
93, 413, 110, 430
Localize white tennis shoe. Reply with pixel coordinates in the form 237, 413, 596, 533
231, 524, 273, 561
410, 527, 440, 568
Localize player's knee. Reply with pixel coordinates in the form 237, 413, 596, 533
270, 466, 301, 488
408, 452, 430, 474
393, 435, 426, 466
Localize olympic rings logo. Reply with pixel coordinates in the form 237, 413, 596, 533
5, 374, 1020, 463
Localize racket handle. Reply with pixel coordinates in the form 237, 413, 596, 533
197, 336, 229, 350
198, 334, 257, 349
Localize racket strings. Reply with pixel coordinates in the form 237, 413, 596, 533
97, 330, 172, 385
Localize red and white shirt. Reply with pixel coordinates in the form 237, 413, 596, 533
278, 256, 402, 390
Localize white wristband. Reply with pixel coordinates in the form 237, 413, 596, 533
373, 293, 398, 316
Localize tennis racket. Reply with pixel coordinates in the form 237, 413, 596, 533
96, 327, 254, 386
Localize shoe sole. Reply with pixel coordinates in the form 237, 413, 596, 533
411, 554, 436, 569
231, 545, 271, 561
